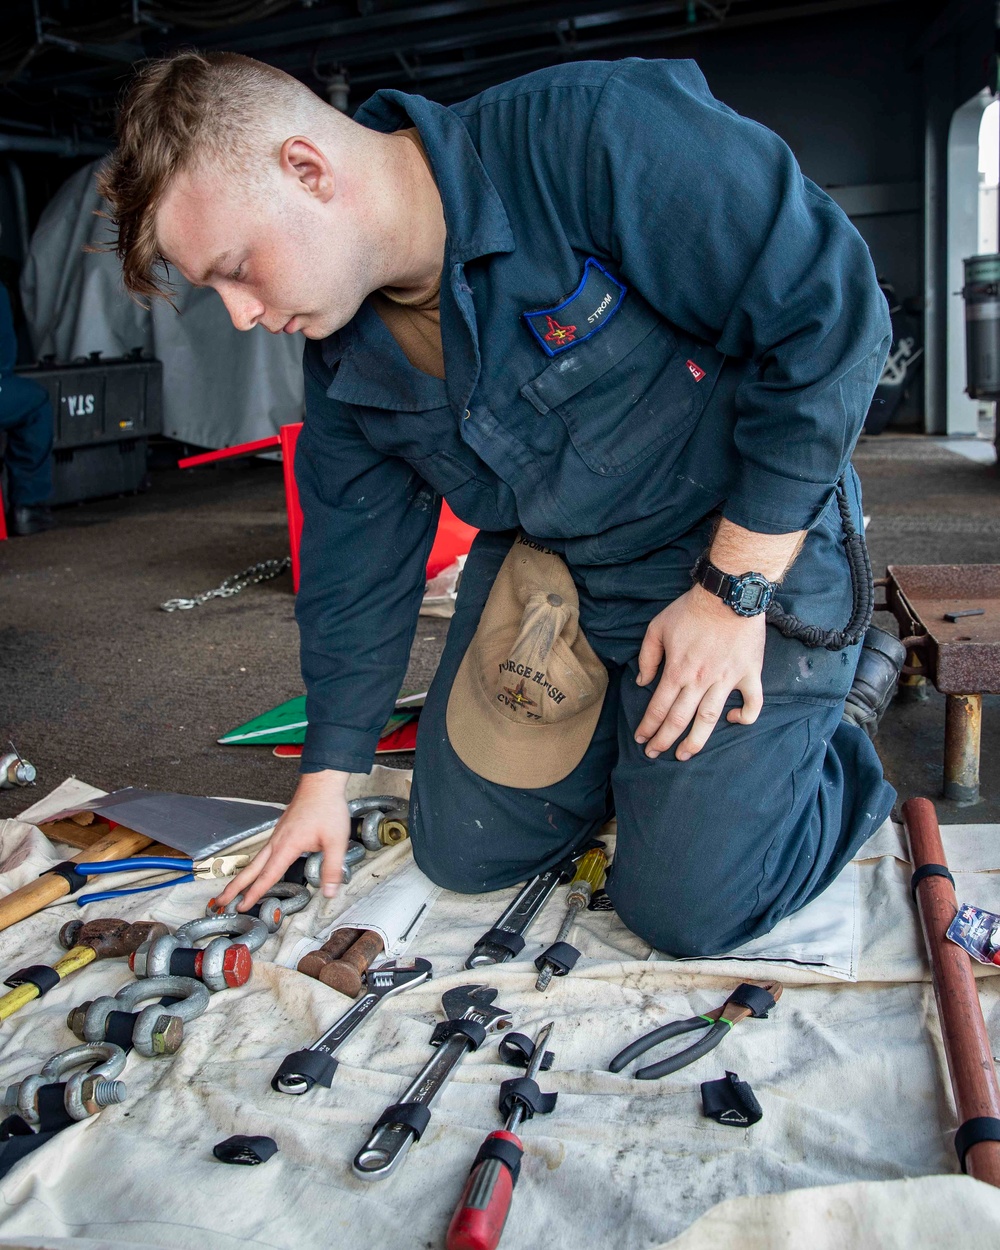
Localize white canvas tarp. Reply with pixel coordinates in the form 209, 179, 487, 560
0, 774, 999, 1248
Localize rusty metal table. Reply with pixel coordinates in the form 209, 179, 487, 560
885, 565, 1000, 805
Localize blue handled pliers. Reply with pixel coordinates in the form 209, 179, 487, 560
73, 853, 251, 905
608, 981, 782, 1080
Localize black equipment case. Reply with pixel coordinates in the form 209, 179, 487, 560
15, 350, 163, 505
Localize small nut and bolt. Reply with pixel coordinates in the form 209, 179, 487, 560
80, 1076, 127, 1115
67, 1003, 92, 1038
379, 818, 409, 846
149, 1015, 184, 1056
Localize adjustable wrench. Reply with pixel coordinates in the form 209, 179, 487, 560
271, 957, 432, 1095
465, 857, 578, 968
353, 984, 513, 1182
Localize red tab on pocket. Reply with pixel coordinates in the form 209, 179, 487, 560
686, 359, 706, 382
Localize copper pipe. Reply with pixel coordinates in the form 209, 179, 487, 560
903, 797, 1000, 1185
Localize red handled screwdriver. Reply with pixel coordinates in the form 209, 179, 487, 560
445, 1021, 555, 1250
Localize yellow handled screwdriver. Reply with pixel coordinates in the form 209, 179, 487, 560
534, 846, 607, 991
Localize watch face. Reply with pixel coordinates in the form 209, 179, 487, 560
738, 584, 764, 612
727, 574, 773, 616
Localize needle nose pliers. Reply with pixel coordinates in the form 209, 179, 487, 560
609, 981, 782, 1080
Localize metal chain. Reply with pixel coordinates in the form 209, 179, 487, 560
160, 557, 291, 612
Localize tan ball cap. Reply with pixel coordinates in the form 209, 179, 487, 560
446, 535, 609, 788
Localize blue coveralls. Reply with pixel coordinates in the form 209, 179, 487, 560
294, 59, 896, 956
0, 284, 52, 510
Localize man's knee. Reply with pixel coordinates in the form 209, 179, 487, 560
410, 829, 494, 895
408, 790, 521, 895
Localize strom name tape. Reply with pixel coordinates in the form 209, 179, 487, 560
523, 258, 626, 356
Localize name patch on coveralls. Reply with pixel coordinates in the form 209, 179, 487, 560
523, 258, 626, 357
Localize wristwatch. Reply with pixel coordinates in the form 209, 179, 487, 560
691, 555, 777, 618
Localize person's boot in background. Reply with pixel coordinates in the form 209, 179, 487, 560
842, 626, 906, 739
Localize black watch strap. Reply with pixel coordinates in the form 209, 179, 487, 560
692, 556, 776, 618
694, 557, 734, 600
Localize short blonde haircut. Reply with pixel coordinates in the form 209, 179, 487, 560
98, 51, 316, 301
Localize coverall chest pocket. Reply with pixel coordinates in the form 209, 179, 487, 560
520, 302, 721, 477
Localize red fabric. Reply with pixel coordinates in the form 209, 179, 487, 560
273, 715, 418, 759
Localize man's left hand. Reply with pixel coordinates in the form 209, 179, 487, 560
634, 584, 766, 760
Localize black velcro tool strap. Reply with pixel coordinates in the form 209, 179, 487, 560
282, 857, 309, 887
0, 1113, 70, 1182
534, 942, 580, 977
43, 861, 89, 895
727, 984, 776, 1019
910, 863, 955, 902
213, 1135, 278, 1166
474, 928, 525, 958
103, 1010, 136, 1052
954, 1116, 1000, 1172
471, 1134, 524, 1187
701, 1071, 763, 1127
431, 1018, 488, 1051
4, 965, 61, 996
373, 1102, 431, 1141
498, 1033, 554, 1072
271, 1049, 338, 1093
498, 1077, 557, 1121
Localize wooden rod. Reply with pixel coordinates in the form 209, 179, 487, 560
0, 825, 154, 934
903, 796, 1000, 1186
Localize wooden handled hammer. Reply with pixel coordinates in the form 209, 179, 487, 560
0, 919, 169, 1024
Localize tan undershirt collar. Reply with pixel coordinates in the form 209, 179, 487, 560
368, 128, 445, 380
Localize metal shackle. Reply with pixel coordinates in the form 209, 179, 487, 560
254, 881, 312, 933
119, 975, 210, 1058
347, 794, 408, 819
358, 809, 410, 851
7, 1042, 127, 1125
71, 975, 210, 1058
130, 932, 182, 979
45, 1042, 128, 1122
131, 930, 252, 993
349, 794, 409, 851
304, 841, 367, 888
178, 913, 269, 953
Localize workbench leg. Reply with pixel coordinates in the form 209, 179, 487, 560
944, 693, 983, 806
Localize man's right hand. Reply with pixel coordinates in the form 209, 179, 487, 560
213, 769, 352, 911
